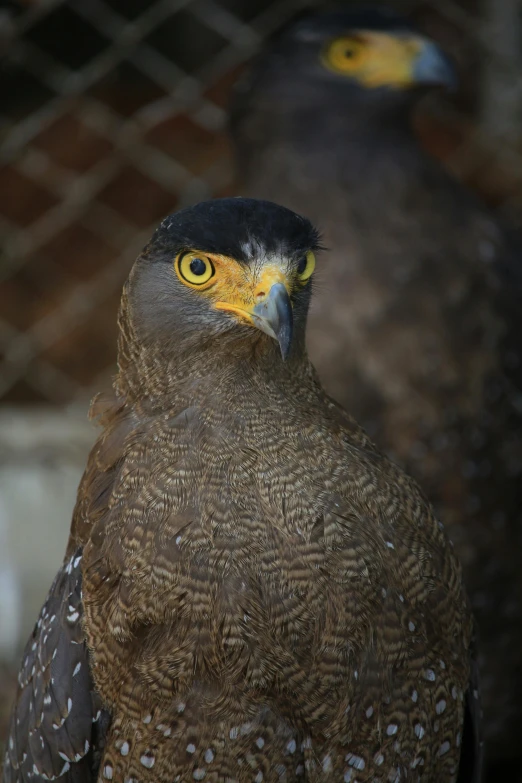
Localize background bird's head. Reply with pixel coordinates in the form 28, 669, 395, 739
123, 198, 321, 376
232, 5, 456, 118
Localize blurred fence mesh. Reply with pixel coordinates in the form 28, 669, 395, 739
0, 0, 521, 407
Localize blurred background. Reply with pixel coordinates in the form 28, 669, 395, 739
0, 0, 521, 747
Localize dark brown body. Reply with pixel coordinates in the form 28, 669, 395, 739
232, 73, 522, 772
3, 196, 476, 781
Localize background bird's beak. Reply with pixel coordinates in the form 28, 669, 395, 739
252, 282, 293, 360
412, 38, 457, 90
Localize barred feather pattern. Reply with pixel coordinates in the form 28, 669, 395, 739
4, 213, 476, 782
67, 309, 473, 782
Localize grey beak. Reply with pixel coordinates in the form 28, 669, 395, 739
252, 282, 293, 360
413, 40, 457, 90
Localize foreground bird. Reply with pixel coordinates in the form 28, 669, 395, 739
231, 9, 522, 774
3, 199, 479, 782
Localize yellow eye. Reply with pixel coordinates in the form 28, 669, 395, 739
322, 36, 364, 73
296, 250, 316, 283
175, 251, 215, 287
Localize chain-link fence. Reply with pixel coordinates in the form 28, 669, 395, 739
0, 0, 521, 746
1, 0, 522, 409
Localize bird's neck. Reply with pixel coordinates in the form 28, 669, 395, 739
240, 92, 426, 187
115, 311, 316, 417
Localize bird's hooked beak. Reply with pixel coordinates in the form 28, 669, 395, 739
410, 37, 457, 90
215, 267, 294, 360
251, 282, 293, 361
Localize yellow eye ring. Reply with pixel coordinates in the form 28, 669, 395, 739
296, 250, 316, 283
322, 37, 363, 74
175, 251, 215, 288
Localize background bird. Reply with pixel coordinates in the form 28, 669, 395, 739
4, 198, 479, 782
231, 8, 522, 776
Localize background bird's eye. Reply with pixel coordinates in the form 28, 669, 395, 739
176, 251, 215, 287
297, 250, 316, 282
322, 36, 364, 73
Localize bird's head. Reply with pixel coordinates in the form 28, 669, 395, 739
123, 199, 321, 378
234, 6, 455, 115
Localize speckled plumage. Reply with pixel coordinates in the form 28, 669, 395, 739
231, 10, 522, 775
4, 199, 479, 783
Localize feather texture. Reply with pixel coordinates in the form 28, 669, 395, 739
4, 198, 478, 782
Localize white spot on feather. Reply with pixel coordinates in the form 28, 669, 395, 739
346, 754, 365, 770
140, 753, 155, 769
322, 755, 332, 772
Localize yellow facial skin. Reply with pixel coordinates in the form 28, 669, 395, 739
173, 249, 316, 326
321, 31, 425, 89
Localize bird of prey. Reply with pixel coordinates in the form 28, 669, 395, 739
4, 198, 479, 782
231, 8, 522, 775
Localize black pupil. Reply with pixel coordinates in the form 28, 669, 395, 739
297, 256, 308, 275
344, 48, 354, 58
189, 257, 207, 276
